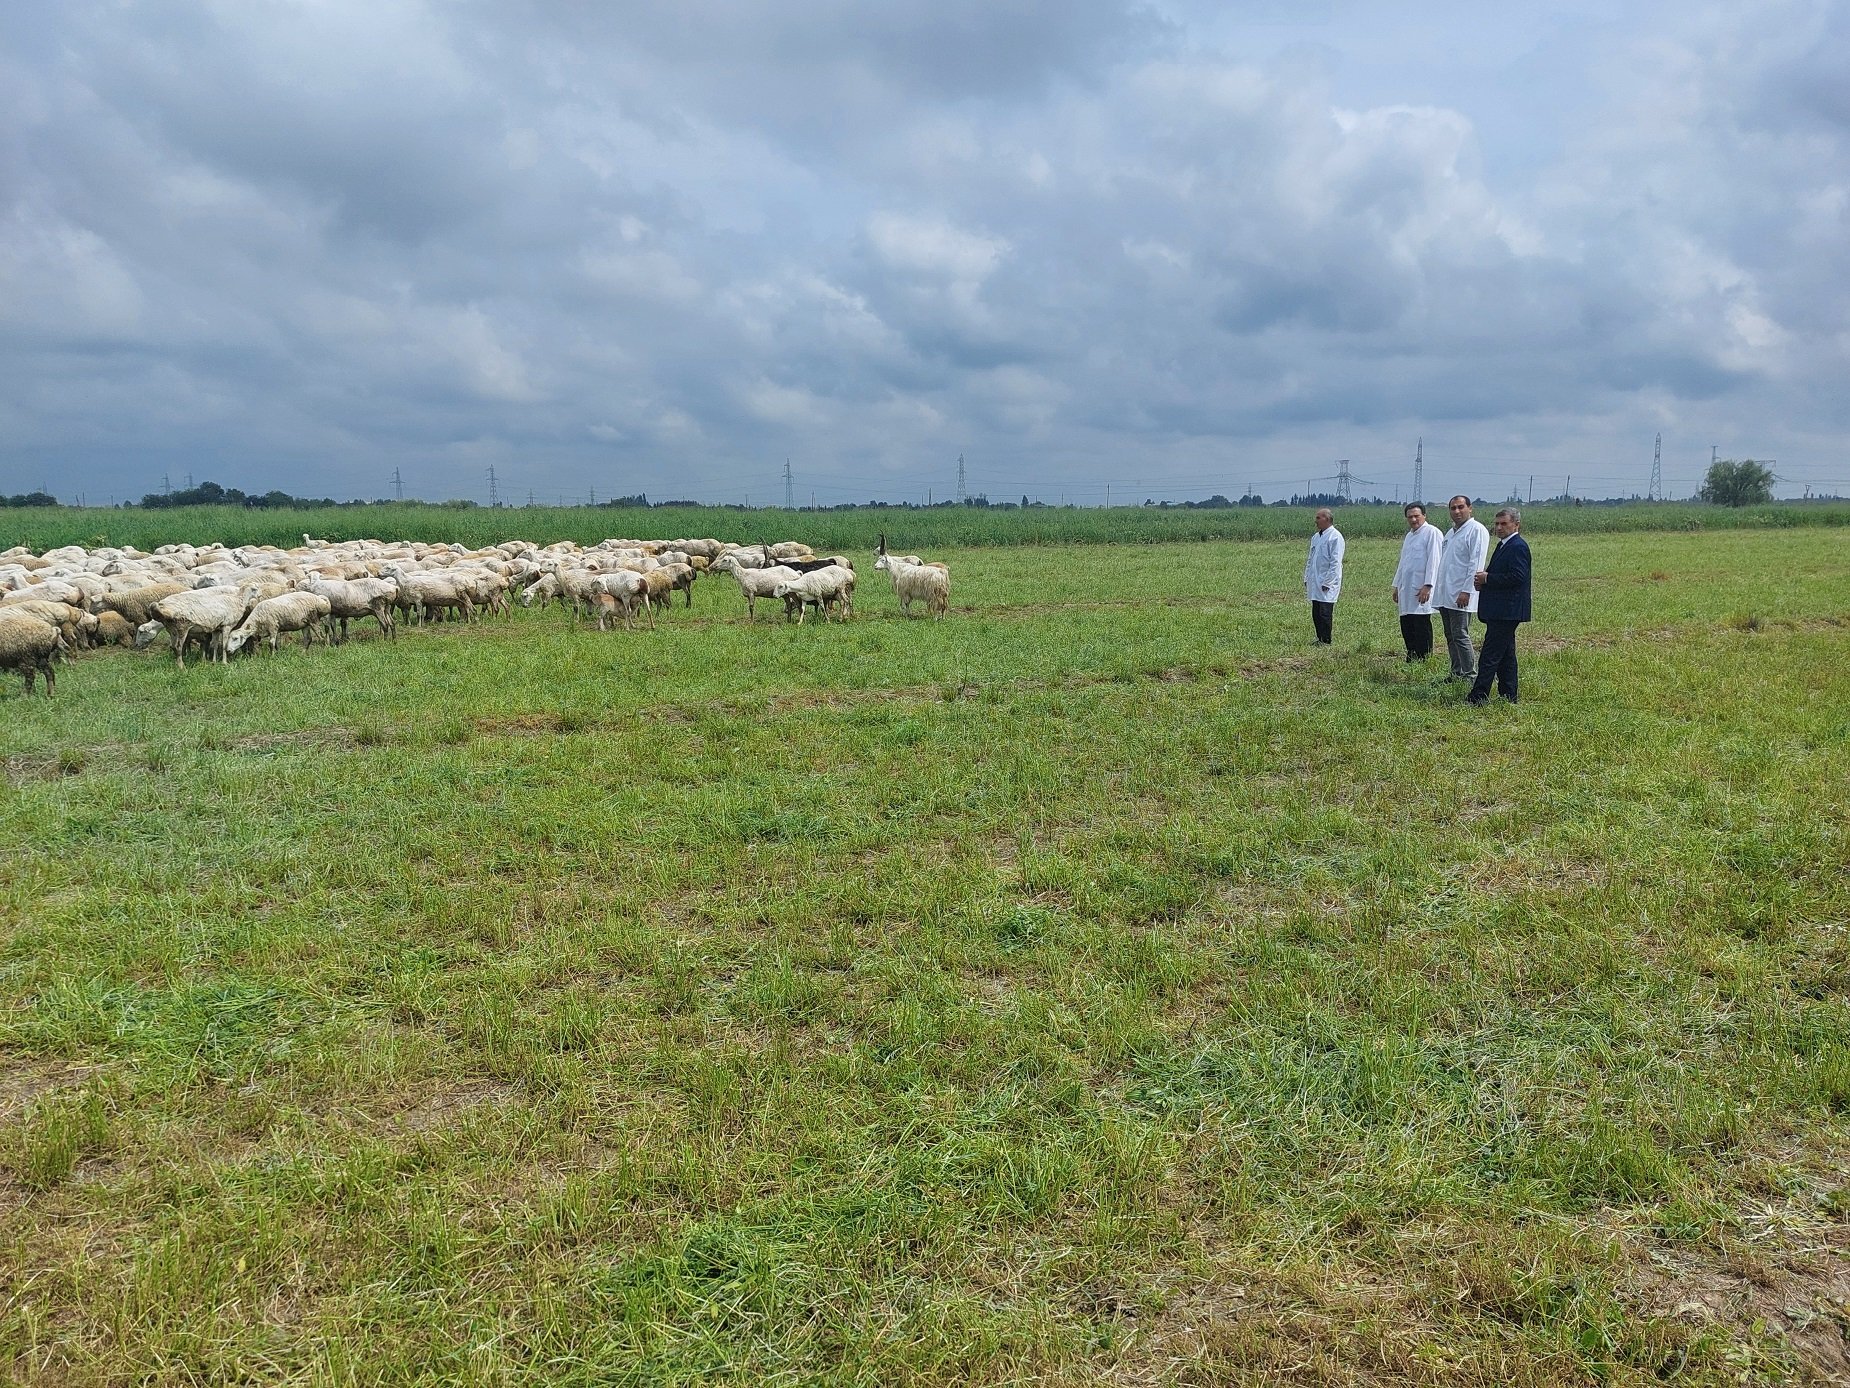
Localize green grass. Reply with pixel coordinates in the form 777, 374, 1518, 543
1, 529, 1847, 1384
6, 498, 1850, 554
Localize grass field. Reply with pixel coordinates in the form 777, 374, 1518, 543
6, 498, 1850, 555
2, 528, 1847, 1385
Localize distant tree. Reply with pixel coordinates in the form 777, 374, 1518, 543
1699, 459, 1775, 507
1, 491, 59, 507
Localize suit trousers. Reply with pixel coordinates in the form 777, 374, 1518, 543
1469, 620, 1520, 702
1310, 600, 1334, 644
1439, 606, 1476, 678
1399, 613, 1434, 660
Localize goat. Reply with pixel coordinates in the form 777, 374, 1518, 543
875, 535, 950, 619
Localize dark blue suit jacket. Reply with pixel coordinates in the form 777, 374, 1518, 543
1477, 531, 1531, 624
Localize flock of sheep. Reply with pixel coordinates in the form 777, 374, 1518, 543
0, 532, 952, 696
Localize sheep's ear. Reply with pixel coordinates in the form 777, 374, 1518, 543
878, 532, 886, 554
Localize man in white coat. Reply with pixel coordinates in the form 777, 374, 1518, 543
1390, 502, 1444, 661
1303, 507, 1344, 644
1436, 495, 1490, 680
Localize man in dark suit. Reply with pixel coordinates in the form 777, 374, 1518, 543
1468, 507, 1530, 705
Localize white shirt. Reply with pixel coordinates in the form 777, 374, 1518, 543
1437, 517, 1489, 612
1393, 521, 1444, 615
1303, 525, 1344, 603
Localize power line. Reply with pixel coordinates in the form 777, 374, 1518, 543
1308, 459, 1378, 503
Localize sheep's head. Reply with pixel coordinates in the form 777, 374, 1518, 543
873, 553, 891, 571
133, 620, 163, 648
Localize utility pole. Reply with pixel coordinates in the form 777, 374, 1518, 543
1528, 475, 1534, 504
589, 485, 596, 506
956, 453, 967, 503
163, 473, 171, 496
1105, 483, 1111, 508
1650, 434, 1662, 502
783, 459, 794, 510
1413, 437, 1424, 506
393, 466, 404, 502
488, 466, 499, 508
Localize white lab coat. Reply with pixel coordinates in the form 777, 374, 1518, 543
1303, 525, 1344, 603
1393, 521, 1444, 615
1437, 517, 1489, 613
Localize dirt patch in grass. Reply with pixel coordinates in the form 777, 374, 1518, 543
1623, 1218, 1850, 1382
376, 1078, 517, 1134
0, 1062, 105, 1117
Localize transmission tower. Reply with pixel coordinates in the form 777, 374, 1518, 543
1649, 434, 1662, 501
783, 459, 794, 509
1413, 438, 1424, 506
1310, 459, 1377, 503
487, 466, 499, 508
393, 467, 404, 502
956, 453, 967, 503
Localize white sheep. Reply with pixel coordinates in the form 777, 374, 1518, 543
295, 575, 397, 643
588, 571, 649, 631
716, 561, 801, 621
772, 564, 856, 624
225, 593, 333, 655
149, 585, 261, 668
381, 564, 475, 625
874, 536, 950, 619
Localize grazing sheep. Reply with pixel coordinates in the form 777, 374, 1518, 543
0, 610, 64, 696
95, 581, 189, 628
519, 573, 562, 609
225, 593, 333, 655
5, 600, 98, 655
296, 575, 397, 643
874, 537, 951, 620
629, 563, 695, 619
588, 571, 648, 631
661, 562, 698, 609
149, 585, 260, 668
93, 611, 137, 647
773, 564, 856, 624
381, 564, 476, 625
717, 562, 800, 621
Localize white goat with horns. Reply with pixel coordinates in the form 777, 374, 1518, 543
874, 534, 950, 619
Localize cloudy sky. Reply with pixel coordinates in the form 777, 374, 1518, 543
2, 1, 1845, 508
